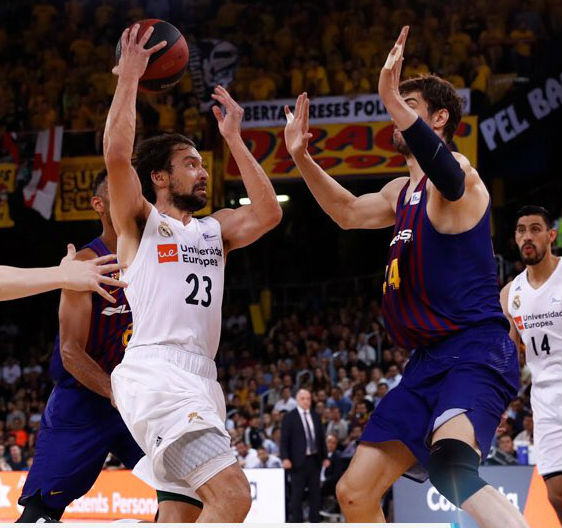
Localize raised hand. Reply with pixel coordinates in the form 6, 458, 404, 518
211, 85, 245, 141
112, 24, 167, 80
378, 26, 409, 103
59, 244, 127, 303
284, 93, 313, 158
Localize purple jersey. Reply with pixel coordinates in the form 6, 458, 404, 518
382, 176, 507, 349
50, 237, 132, 387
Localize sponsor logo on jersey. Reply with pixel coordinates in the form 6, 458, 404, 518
203, 232, 218, 241
512, 295, 521, 310
158, 221, 173, 238
514, 315, 524, 330
157, 244, 179, 263
515, 284, 522, 291
155, 436, 162, 447
188, 412, 204, 423
390, 229, 413, 246
101, 304, 131, 316
410, 191, 421, 205
552, 295, 562, 304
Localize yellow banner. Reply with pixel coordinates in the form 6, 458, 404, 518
0, 163, 17, 228
54, 156, 104, 221
225, 116, 478, 180
54, 152, 213, 221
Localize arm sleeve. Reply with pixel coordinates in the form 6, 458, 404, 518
401, 117, 465, 201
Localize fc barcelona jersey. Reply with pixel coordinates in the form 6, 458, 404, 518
50, 238, 133, 387
381, 176, 508, 349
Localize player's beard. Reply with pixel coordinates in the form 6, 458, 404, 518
170, 183, 207, 213
519, 243, 546, 265
392, 129, 412, 157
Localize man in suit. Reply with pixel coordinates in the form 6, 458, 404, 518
281, 388, 329, 522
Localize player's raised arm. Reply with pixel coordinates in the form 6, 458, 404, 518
103, 25, 166, 237
210, 85, 282, 252
0, 244, 126, 302
284, 93, 404, 230
58, 250, 114, 399
379, 26, 467, 203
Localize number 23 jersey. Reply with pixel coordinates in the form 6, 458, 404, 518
508, 259, 562, 402
123, 205, 224, 359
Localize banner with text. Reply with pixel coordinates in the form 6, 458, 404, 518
54, 152, 213, 221
479, 72, 562, 152
393, 466, 559, 528
225, 116, 478, 180
0, 468, 284, 522
241, 89, 471, 129
0, 163, 17, 228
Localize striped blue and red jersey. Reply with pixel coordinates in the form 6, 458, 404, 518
381, 175, 507, 349
50, 237, 132, 388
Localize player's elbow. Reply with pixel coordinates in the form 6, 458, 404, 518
266, 204, 283, 228
60, 343, 80, 372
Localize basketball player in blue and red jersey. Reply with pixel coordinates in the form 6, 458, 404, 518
16, 170, 202, 522
284, 27, 527, 528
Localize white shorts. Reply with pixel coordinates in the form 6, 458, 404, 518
532, 388, 562, 476
111, 345, 236, 495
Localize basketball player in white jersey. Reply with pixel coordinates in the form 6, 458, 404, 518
501, 205, 562, 521
103, 25, 282, 522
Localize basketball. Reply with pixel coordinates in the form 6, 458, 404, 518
115, 19, 189, 92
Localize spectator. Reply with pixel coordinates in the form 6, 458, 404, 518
7, 445, 28, 471
365, 367, 386, 397
486, 434, 518, 466
321, 434, 345, 505
357, 332, 376, 365
326, 406, 348, 444
234, 439, 260, 469
327, 386, 352, 417
8, 416, 29, 448
373, 381, 389, 407
256, 446, 282, 468
513, 412, 534, 447
2, 356, 21, 386
273, 386, 297, 413
244, 414, 264, 449
385, 364, 402, 391
340, 425, 363, 459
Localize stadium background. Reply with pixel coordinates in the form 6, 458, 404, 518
0, 0, 561, 523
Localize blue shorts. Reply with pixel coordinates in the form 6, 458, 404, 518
360, 322, 519, 481
20, 385, 143, 510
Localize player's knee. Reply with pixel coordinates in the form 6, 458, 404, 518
336, 473, 375, 507
428, 439, 487, 508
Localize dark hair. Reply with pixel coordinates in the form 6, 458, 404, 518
399, 74, 462, 143
515, 205, 553, 229
134, 133, 196, 203
91, 168, 108, 195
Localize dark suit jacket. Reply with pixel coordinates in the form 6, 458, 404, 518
280, 407, 327, 470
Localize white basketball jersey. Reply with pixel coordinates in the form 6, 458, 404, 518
123, 206, 224, 359
508, 259, 562, 407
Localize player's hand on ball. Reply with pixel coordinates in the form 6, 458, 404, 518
211, 85, 245, 141
378, 26, 409, 102
284, 93, 313, 158
59, 244, 128, 303
112, 24, 167, 79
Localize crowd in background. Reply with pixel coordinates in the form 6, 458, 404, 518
0, 0, 560, 147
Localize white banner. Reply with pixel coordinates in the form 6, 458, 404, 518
241, 90, 471, 129
244, 468, 286, 522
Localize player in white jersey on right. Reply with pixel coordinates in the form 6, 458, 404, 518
500, 205, 562, 521
103, 25, 282, 522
